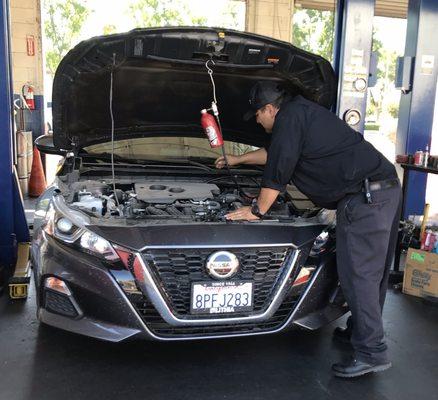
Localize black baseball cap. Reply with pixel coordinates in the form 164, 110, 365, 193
243, 81, 286, 121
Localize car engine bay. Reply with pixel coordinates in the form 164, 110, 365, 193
62, 176, 325, 223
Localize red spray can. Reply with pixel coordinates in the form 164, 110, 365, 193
200, 109, 224, 148
414, 150, 424, 166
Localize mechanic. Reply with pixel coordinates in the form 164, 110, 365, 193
215, 81, 402, 378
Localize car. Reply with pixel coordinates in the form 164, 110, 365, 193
31, 27, 347, 342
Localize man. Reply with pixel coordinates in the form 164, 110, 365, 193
216, 81, 402, 378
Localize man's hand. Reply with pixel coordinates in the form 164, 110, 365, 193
225, 206, 259, 221
225, 188, 280, 221
215, 154, 240, 169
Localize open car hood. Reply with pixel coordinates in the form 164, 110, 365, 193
52, 27, 337, 152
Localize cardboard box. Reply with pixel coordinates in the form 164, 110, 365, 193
403, 249, 438, 298
403, 248, 438, 299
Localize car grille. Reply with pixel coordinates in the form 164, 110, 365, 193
128, 291, 300, 338
140, 246, 292, 317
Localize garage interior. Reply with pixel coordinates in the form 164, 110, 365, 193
0, 0, 437, 399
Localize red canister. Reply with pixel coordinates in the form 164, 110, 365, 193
421, 230, 437, 252
414, 150, 424, 166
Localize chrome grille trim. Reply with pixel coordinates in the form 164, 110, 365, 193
132, 249, 300, 326
143, 247, 290, 315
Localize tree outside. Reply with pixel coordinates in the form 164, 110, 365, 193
42, 0, 244, 78
127, 0, 243, 30
43, 0, 91, 77
102, 24, 117, 35
292, 8, 335, 63
367, 33, 400, 127
127, 0, 206, 28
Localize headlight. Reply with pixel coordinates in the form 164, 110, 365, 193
80, 231, 119, 261
44, 205, 83, 243
43, 195, 119, 262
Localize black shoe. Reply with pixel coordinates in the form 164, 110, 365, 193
333, 326, 352, 344
332, 358, 392, 378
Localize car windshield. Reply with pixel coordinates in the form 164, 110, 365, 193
83, 137, 258, 161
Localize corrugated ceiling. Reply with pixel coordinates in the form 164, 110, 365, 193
295, 0, 408, 19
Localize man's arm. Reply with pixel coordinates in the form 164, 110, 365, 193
215, 148, 267, 169
257, 187, 280, 214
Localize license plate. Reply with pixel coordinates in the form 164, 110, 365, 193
191, 281, 253, 314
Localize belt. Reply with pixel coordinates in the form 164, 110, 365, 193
360, 178, 399, 204
361, 178, 399, 192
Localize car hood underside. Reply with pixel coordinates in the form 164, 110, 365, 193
52, 27, 337, 151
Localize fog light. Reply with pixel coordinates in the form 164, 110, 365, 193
44, 277, 71, 295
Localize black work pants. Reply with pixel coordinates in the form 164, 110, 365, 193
336, 183, 402, 363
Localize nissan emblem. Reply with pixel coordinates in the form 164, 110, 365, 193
206, 251, 240, 279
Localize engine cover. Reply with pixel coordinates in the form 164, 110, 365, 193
134, 181, 219, 204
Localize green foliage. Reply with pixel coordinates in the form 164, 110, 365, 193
127, 0, 206, 28
372, 32, 397, 83
387, 102, 399, 119
103, 24, 117, 35
219, 0, 244, 30
44, 0, 90, 76
369, 29, 399, 120
366, 97, 377, 119
365, 123, 380, 131
292, 9, 335, 62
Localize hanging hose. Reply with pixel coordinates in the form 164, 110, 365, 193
204, 60, 256, 201
109, 53, 120, 210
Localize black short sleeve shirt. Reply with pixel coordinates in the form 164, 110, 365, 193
261, 96, 396, 209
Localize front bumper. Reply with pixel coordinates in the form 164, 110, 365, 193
31, 233, 346, 342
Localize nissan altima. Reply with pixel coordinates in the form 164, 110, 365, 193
31, 27, 347, 341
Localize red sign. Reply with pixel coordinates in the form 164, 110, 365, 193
26, 35, 35, 56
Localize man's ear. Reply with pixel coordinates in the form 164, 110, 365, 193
267, 104, 278, 117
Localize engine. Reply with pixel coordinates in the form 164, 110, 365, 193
66, 179, 315, 222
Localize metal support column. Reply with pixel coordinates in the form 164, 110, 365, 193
333, 0, 375, 133
0, 0, 15, 275
0, 0, 29, 286
396, 0, 438, 218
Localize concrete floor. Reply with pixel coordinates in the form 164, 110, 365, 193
0, 282, 437, 400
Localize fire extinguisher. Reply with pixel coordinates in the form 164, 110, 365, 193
22, 83, 35, 110
200, 104, 224, 148
200, 60, 255, 200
